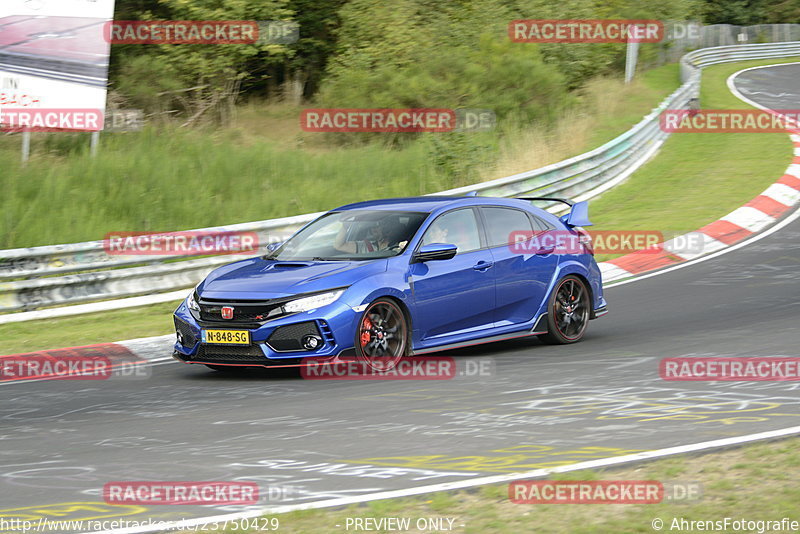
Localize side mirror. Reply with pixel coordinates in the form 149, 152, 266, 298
413, 243, 458, 262
266, 242, 283, 252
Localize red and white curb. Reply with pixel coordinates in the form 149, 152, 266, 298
598, 99, 800, 282
598, 155, 800, 282
0, 335, 174, 386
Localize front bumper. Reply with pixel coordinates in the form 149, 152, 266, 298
172, 299, 358, 368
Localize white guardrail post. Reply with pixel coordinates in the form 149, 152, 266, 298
2, 39, 800, 322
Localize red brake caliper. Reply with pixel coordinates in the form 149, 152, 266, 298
360, 316, 373, 347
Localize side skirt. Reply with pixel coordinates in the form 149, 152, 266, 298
412, 317, 548, 356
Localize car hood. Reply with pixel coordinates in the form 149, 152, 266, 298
198, 257, 387, 300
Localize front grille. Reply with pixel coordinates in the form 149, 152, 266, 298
199, 298, 289, 324
174, 317, 198, 348
193, 344, 303, 366
267, 321, 321, 352
194, 344, 267, 363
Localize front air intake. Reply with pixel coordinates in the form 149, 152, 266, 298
267, 321, 323, 352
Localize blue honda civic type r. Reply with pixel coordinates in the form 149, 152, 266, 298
172, 195, 608, 371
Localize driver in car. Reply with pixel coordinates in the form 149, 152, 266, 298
334, 218, 407, 254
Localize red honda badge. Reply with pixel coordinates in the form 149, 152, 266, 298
221, 306, 234, 320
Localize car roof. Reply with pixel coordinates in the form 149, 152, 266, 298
334, 196, 545, 214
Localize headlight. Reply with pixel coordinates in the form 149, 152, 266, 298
283, 289, 345, 314
186, 288, 200, 312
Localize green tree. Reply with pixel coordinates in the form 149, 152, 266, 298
318, 1, 568, 127
113, 0, 295, 124
699, 0, 799, 24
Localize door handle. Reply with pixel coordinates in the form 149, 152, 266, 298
473, 261, 494, 271
536, 246, 555, 255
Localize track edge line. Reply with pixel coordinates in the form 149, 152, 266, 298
90, 425, 800, 534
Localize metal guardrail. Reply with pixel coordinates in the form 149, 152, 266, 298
657, 23, 800, 64
1, 41, 799, 317
680, 41, 800, 82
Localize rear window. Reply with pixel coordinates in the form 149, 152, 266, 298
481, 207, 534, 247
530, 213, 554, 232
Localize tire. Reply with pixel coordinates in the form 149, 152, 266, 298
538, 275, 590, 345
354, 298, 409, 371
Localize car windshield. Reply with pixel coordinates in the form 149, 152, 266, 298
266, 210, 429, 261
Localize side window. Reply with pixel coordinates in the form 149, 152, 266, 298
420, 209, 481, 253
481, 207, 534, 247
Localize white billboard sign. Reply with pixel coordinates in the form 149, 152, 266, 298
0, 0, 115, 131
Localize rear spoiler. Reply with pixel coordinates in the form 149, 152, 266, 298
516, 196, 592, 227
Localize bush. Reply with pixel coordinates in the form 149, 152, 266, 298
317, 0, 570, 145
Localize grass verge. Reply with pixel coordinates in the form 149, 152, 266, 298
0, 301, 180, 355
169, 436, 800, 533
